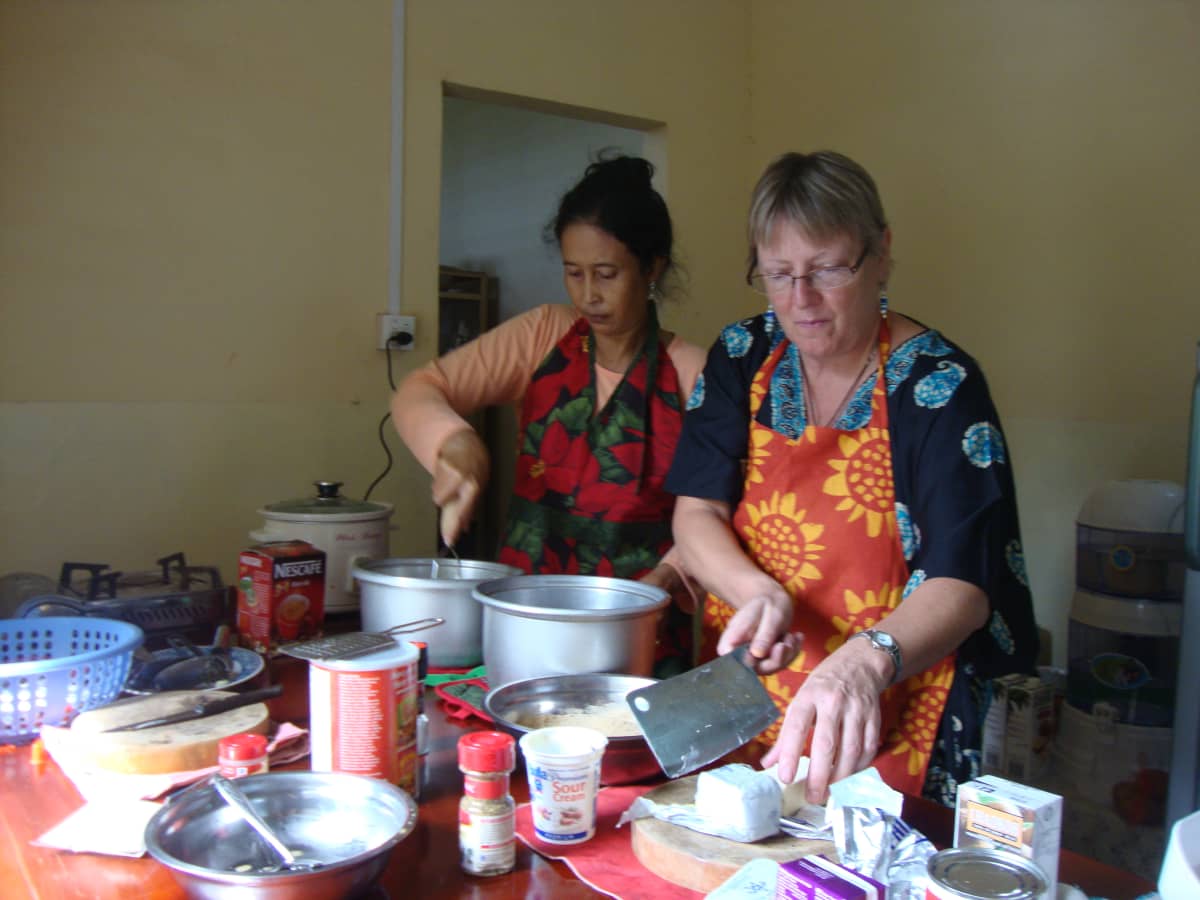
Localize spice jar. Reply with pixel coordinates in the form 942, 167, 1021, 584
218, 732, 269, 778
458, 731, 516, 876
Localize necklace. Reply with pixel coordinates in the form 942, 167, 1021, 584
800, 344, 877, 428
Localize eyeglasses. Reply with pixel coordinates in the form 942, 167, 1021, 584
749, 245, 871, 296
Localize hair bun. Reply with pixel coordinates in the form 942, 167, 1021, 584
583, 153, 656, 190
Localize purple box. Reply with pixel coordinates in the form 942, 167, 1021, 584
775, 855, 886, 900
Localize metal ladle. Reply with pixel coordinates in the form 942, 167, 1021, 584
210, 775, 322, 873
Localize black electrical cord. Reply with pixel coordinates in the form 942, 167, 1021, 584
363, 333, 406, 502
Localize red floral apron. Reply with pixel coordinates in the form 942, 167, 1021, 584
498, 314, 681, 581
700, 320, 955, 794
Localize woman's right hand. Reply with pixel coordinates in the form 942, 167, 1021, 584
716, 591, 801, 674
432, 429, 490, 547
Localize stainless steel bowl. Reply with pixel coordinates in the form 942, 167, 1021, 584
473, 575, 670, 688
145, 771, 417, 899
483, 673, 663, 785
354, 558, 521, 668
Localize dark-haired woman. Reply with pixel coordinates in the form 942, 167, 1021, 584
393, 155, 705, 674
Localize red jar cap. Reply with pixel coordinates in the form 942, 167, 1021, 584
219, 733, 268, 761
458, 731, 514, 773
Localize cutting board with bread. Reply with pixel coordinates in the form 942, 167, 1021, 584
630, 774, 835, 894
68, 689, 271, 774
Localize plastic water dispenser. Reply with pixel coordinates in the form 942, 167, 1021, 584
1057, 479, 1185, 836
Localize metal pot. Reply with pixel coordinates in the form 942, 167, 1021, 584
253, 481, 393, 615
352, 558, 521, 668
473, 575, 670, 689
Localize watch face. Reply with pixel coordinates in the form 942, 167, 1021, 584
872, 630, 897, 649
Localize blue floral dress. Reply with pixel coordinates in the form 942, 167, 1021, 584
664, 312, 1040, 806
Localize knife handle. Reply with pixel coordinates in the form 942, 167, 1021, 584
198, 684, 283, 716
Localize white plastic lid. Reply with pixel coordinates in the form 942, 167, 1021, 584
1076, 479, 1185, 533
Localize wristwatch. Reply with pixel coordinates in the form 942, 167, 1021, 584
849, 628, 903, 685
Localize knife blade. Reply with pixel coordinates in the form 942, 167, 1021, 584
625, 644, 779, 779
99, 684, 283, 732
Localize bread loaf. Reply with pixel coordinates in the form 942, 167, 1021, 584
69, 690, 270, 774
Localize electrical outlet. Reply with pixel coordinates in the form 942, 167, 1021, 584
377, 314, 415, 351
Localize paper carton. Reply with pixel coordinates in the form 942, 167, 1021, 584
955, 775, 1061, 891
982, 673, 1055, 782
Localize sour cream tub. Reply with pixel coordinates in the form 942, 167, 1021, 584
308, 642, 420, 794
519, 726, 607, 845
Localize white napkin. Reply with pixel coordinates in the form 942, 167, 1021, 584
38, 722, 310, 803
32, 799, 163, 857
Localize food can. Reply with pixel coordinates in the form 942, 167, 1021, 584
308, 641, 420, 793
926, 847, 1048, 900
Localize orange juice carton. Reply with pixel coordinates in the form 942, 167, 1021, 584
237, 540, 326, 653
955, 774, 1062, 892
982, 673, 1056, 782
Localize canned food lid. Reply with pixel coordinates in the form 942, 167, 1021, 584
308, 640, 419, 671
219, 733, 269, 760
928, 848, 1047, 899
459, 731, 515, 773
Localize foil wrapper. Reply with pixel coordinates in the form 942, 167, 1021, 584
831, 806, 936, 900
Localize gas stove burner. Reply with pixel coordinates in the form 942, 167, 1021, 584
59, 552, 222, 601
47, 552, 232, 650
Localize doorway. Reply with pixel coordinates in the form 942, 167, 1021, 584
437, 87, 662, 559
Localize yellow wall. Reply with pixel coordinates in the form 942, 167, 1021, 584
749, 0, 1200, 660
3, 1, 1197, 662
0, 1, 750, 586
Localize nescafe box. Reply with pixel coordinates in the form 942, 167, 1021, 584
237, 540, 326, 653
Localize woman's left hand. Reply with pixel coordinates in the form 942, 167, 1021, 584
760, 641, 891, 802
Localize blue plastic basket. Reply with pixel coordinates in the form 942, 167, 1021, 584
0, 616, 144, 744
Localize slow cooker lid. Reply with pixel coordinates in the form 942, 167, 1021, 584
262, 481, 391, 517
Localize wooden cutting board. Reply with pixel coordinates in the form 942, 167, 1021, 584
631, 775, 835, 894
68, 689, 270, 774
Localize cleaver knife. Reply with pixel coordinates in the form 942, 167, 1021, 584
625, 645, 779, 779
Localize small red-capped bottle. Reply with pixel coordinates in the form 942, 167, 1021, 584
218, 732, 269, 778
457, 731, 516, 876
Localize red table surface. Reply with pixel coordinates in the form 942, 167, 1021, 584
0, 655, 1158, 899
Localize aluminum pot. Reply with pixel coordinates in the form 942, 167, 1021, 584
473, 575, 670, 689
352, 558, 521, 668
253, 481, 393, 615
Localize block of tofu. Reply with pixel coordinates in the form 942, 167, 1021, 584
694, 763, 782, 842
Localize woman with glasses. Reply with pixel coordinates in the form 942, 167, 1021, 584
393, 154, 705, 676
665, 150, 1038, 805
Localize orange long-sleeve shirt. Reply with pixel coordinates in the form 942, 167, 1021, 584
392, 304, 705, 474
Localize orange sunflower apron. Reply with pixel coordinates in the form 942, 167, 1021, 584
700, 320, 955, 794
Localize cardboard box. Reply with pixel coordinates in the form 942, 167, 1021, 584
775, 855, 886, 899
955, 775, 1061, 891
981, 673, 1055, 782
237, 540, 326, 653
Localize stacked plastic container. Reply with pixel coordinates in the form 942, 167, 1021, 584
1058, 479, 1186, 832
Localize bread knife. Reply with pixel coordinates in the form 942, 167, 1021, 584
99, 685, 283, 733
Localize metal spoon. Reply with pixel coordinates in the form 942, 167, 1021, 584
210, 775, 321, 872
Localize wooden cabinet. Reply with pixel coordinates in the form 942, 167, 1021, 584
438, 266, 497, 354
